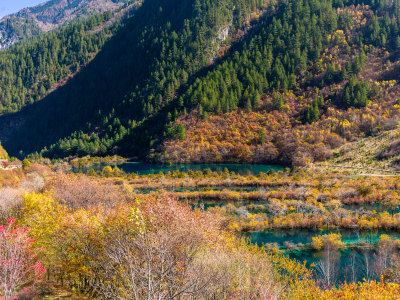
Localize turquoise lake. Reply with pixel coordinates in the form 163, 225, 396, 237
73, 162, 400, 285
74, 162, 285, 175
246, 229, 400, 284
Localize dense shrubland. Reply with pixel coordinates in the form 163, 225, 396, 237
119, 168, 400, 232
0, 144, 8, 160
73, 165, 400, 235
0, 166, 294, 298
0, 165, 398, 297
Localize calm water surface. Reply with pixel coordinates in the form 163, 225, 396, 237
75, 162, 398, 284
246, 229, 400, 284
75, 162, 285, 175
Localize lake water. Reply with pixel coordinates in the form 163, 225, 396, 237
246, 229, 400, 248
75, 162, 285, 175
246, 229, 400, 284
74, 162, 398, 285
289, 247, 380, 284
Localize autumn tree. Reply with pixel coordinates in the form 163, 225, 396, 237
0, 218, 46, 299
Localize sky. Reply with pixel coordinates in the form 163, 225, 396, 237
0, 0, 46, 19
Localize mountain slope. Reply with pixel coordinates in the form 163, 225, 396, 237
156, 0, 400, 166
0, 0, 131, 49
0, 12, 120, 116
2, 0, 400, 167
1, 0, 265, 158
324, 128, 400, 172
0, 0, 141, 117
0, 144, 8, 160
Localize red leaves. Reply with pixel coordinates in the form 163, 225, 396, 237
0, 218, 45, 299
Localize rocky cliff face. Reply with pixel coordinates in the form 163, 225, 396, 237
0, 0, 130, 49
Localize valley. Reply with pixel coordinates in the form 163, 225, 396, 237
0, 0, 400, 298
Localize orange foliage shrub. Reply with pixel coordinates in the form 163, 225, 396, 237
44, 172, 132, 209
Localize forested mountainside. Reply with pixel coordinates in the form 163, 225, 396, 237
1, 0, 400, 167
1, 0, 266, 158
0, 0, 132, 49
0, 12, 120, 116
158, 0, 400, 167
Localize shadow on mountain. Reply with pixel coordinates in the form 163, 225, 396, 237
1, 0, 195, 157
